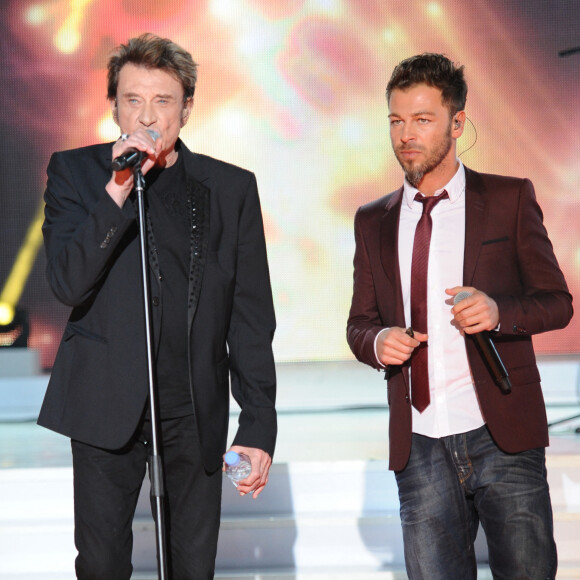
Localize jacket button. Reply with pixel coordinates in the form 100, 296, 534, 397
152, 296, 160, 306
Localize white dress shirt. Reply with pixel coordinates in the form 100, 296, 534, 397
398, 162, 485, 437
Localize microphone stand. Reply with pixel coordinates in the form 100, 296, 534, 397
134, 165, 169, 579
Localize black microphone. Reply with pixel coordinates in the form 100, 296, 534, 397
454, 291, 512, 394
111, 130, 160, 171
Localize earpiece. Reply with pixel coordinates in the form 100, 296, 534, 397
454, 119, 461, 129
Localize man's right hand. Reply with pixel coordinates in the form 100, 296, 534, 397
105, 129, 160, 208
375, 326, 427, 366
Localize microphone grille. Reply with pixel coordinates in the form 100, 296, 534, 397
453, 290, 472, 305
146, 129, 160, 141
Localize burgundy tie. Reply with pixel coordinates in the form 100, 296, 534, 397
410, 190, 449, 413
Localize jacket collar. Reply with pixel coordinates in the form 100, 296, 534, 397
463, 167, 488, 285
139, 139, 211, 329
380, 187, 403, 287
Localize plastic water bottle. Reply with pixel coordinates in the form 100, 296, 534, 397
224, 451, 252, 487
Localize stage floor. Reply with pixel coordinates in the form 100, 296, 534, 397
1, 359, 579, 579
2, 403, 580, 470
2, 357, 580, 467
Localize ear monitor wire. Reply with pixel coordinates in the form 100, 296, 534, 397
458, 116, 477, 158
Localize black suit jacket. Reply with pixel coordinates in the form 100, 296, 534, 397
39, 141, 277, 472
347, 167, 573, 471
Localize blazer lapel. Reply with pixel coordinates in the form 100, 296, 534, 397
463, 168, 488, 285
380, 187, 409, 386
179, 146, 211, 330
183, 176, 208, 329
380, 188, 403, 285
380, 188, 407, 330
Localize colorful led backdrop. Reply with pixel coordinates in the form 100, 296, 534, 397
0, 0, 578, 369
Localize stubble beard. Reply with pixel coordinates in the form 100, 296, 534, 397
395, 123, 453, 188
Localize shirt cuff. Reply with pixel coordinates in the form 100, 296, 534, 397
374, 328, 388, 368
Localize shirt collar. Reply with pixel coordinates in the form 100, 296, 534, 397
402, 160, 465, 208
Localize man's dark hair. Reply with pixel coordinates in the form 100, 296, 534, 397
107, 33, 197, 102
386, 53, 467, 115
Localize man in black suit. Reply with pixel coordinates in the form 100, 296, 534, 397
39, 33, 277, 579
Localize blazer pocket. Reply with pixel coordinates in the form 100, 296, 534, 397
478, 235, 513, 260
481, 235, 509, 246
505, 363, 541, 386
63, 322, 108, 344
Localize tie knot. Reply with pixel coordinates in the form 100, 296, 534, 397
414, 190, 449, 215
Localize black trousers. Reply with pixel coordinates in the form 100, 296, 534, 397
71, 415, 222, 579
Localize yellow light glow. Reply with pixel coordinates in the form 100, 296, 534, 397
209, 0, 241, 21
382, 23, 408, 46
311, 0, 343, 16
383, 28, 396, 44
0, 201, 45, 325
426, 2, 443, 18
25, 5, 47, 26
55, 28, 80, 54
0, 303, 15, 326
54, 0, 94, 54
98, 115, 120, 142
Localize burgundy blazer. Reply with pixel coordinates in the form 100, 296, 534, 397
347, 167, 573, 471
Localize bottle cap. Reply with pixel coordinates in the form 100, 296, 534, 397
224, 451, 240, 466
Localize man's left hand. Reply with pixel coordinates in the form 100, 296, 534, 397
224, 446, 272, 499
446, 286, 499, 334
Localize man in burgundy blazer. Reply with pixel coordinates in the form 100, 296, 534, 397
348, 167, 572, 471
347, 53, 572, 579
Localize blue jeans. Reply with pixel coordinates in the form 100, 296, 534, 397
395, 425, 557, 580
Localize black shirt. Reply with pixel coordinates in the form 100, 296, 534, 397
145, 154, 193, 419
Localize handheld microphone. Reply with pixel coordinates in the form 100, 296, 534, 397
111, 130, 160, 171
454, 291, 512, 394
